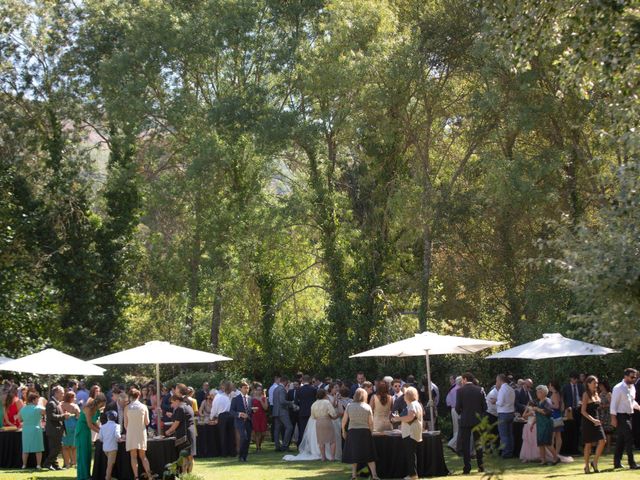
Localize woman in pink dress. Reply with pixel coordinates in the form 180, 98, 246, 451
251, 384, 268, 451
520, 404, 539, 462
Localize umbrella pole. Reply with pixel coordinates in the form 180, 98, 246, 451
424, 351, 435, 432
156, 363, 162, 437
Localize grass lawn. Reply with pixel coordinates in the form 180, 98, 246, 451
1, 442, 638, 480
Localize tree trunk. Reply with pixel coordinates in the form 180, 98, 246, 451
303, 142, 352, 363
210, 284, 223, 352
185, 194, 202, 333
418, 225, 432, 332
257, 272, 276, 353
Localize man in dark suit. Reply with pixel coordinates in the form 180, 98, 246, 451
195, 382, 209, 407
229, 381, 253, 462
349, 372, 366, 398
43, 385, 70, 470
273, 377, 295, 451
455, 372, 486, 475
515, 379, 534, 414
562, 372, 584, 454
296, 375, 317, 445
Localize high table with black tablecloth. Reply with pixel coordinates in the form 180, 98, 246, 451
91, 437, 177, 480
0, 430, 49, 468
370, 432, 449, 479
195, 416, 237, 458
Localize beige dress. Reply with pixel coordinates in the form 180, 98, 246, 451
372, 394, 392, 432
125, 401, 149, 451
311, 399, 337, 444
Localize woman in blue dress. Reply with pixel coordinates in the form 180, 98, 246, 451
62, 390, 81, 468
18, 392, 45, 469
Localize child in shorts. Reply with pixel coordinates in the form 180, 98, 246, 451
99, 410, 123, 480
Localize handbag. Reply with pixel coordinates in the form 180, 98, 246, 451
175, 434, 191, 451
552, 417, 564, 428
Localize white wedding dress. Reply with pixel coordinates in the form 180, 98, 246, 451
283, 418, 343, 461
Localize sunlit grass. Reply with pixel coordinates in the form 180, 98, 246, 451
1, 441, 638, 479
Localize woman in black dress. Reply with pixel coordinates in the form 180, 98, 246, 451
341, 388, 379, 480
580, 376, 606, 474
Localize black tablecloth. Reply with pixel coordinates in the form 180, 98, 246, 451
0, 430, 49, 468
371, 432, 449, 478
91, 438, 177, 480
195, 417, 236, 458
560, 419, 579, 455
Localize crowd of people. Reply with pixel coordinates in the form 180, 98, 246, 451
1, 366, 639, 479
1, 379, 197, 479
445, 368, 640, 475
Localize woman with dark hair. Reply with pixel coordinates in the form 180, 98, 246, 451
75, 393, 106, 480
548, 381, 564, 457
341, 388, 379, 480
3, 386, 23, 427
89, 384, 101, 399
124, 388, 153, 479
165, 394, 195, 473
19, 392, 45, 469
370, 381, 392, 432
581, 376, 606, 473
597, 380, 613, 452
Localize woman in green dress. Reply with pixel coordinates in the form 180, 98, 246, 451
533, 385, 559, 466
75, 393, 106, 480
18, 392, 45, 469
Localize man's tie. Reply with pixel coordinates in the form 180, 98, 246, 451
243, 395, 249, 413
572, 384, 578, 408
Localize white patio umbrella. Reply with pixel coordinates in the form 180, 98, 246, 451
90, 341, 232, 435
0, 348, 105, 376
350, 332, 504, 430
485, 333, 619, 360
0, 355, 14, 365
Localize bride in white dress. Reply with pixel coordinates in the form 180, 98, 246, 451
284, 387, 344, 461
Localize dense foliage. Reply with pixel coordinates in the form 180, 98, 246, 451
1, 0, 638, 380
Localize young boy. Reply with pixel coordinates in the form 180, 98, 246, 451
99, 410, 122, 480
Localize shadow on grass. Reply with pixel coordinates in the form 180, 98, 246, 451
0, 469, 76, 480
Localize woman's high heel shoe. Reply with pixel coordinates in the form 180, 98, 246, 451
590, 461, 599, 473
584, 466, 591, 474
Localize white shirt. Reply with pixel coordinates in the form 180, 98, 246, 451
268, 383, 278, 405
610, 380, 639, 415
496, 383, 515, 413
486, 387, 498, 416
209, 393, 231, 419
99, 421, 121, 452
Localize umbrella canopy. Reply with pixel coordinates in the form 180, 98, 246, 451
0, 355, 13, 365
89, 340, 232, 365
350, 332, 503, 430
350, 332, 504, 358
485, 333, 619, 360
90, 341, 231, 436
0, 348, 105, 376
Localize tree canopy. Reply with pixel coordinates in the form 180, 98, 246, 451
1, 0, 638, 380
